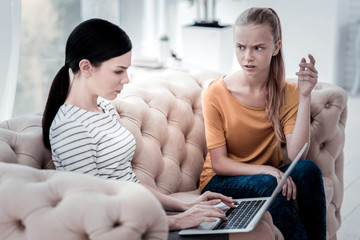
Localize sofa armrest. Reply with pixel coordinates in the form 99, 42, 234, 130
0, 162, 168, 240
0, 114, 54, 169
308, 82, 347, 239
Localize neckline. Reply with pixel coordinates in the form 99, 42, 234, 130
63, 100, 107, 115
219, 77, 265, 111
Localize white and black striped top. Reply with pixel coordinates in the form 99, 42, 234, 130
49, 99, 139, 183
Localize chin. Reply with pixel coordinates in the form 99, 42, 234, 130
101, 94, 118, 101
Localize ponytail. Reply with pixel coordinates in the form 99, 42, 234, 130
42, 65, 70, 149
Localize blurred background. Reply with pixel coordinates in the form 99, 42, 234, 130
1, 0, 359, 120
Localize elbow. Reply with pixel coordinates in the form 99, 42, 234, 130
212, 161, 226, 176
288, 145, 310, 161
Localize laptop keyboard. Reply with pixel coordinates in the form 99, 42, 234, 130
213, 199, 266, 230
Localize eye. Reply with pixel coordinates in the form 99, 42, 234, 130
255, 46, 264, 51
237, 45, 244, 50
115, 70, 124, 75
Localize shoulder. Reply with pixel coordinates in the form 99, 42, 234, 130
282, 81, 299, 112
50, 105, 88, 136
203, 76, 226, 97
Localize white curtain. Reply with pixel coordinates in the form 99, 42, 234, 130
0, 0, 21, 121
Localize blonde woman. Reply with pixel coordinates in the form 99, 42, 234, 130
199, 8, 326, 240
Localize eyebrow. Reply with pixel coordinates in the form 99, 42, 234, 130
116, 66, 129, 69
236, 42, 266, 46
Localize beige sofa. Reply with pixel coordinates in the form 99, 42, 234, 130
0, 69, 347, 240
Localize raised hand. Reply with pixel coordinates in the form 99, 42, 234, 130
295, 54, 318, 97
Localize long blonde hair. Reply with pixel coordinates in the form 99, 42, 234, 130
235, 7, 286, 143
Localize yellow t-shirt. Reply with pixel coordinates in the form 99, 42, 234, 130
199, 76, 299, 191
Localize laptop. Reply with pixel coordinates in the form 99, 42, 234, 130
179, 142, 308, 235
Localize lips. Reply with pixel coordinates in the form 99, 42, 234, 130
244, 65, 255, 69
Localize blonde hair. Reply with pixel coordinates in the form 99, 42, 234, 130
235, 7, 286, 143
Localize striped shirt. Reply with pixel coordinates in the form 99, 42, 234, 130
49, 98, 139, 183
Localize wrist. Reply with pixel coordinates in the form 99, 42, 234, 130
167, 215, 180, 231
181, 201, 192, 211
299, 93, 312, 102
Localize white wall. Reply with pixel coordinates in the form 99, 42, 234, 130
174, 0, 339, 83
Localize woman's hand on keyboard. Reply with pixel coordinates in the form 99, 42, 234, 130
168, 204, 226, 230
194, 191, 237, 208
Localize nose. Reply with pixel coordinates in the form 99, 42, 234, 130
121, 72, 130, 85
244, 49, 254, 61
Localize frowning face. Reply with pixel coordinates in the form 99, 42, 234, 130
234, 24, 281, 80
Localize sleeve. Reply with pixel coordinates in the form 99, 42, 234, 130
281, 82, 299, 135
50, 118, 101, 177
201, 85, 227, 149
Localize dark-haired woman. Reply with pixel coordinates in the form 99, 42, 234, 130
42, 18, 239, 232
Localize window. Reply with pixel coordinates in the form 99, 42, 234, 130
13, 0, 81, 117
12, 0, 168, 117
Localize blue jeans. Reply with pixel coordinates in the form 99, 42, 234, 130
202, 160, 326, 240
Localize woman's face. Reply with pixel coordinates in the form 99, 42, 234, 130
90, 51, 132, 100
233, 24, 281, 79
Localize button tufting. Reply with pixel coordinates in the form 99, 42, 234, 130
52, 198, 62, 207
17, 219, 25, 231
325, 103, 330, 109
320, 143, 325, 149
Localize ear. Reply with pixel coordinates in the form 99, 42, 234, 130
273, 40, 282, 56
79, 59, 93, 77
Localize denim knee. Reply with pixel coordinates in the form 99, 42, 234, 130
292, 160, 323, 186
203, 174, 278, 198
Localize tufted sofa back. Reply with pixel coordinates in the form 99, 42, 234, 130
112, 69, 222, 194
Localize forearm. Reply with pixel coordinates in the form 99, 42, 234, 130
211, 153, 271, 177
287, 95, 311, 160
141, 183, 189, 212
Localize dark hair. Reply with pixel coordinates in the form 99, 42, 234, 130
42, 18, 132, 149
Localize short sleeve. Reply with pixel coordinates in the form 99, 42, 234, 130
281, 82, 299, 135
202, 82, 227, 149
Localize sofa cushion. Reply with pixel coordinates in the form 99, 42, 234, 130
0, 162, 168, 240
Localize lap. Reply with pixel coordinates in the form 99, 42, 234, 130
203, 160, 322, 198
